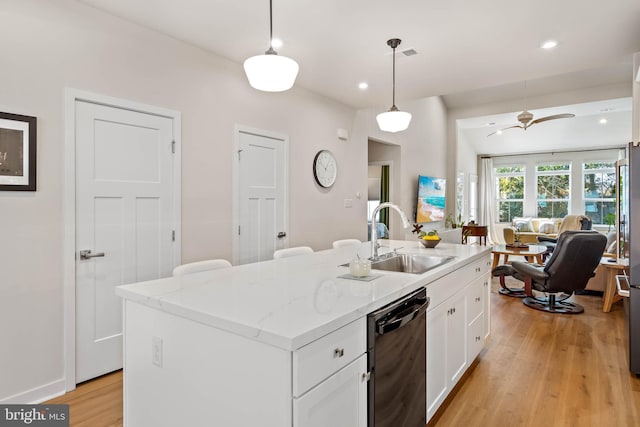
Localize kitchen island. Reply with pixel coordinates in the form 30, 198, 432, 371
116, 240, 492, 426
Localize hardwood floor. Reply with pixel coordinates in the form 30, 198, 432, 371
46, 278, 640, 427
45, 370, 122, 427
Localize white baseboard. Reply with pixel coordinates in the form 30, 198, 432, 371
0, 379, 66, 404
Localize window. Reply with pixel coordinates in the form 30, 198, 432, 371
584, 162, 616, 225
495, 165, 524, 222
536, 162, 570, 218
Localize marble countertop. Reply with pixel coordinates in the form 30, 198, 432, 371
116, 240, 491, 351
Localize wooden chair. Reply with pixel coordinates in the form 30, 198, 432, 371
273, 246, 314, 259
172, 259, 232, 277
332, 239, 361, 249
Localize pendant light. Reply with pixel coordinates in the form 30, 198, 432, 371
243, 0, 299, 92
376, 38, 412, 133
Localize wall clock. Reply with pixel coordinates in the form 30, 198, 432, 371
313, 150, 337, 188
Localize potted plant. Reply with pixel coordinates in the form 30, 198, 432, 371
445, 214, 454, 229
604, 213, 615, 232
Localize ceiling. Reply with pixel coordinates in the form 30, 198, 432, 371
78, 0, 640, 110
457, 97, 632, 156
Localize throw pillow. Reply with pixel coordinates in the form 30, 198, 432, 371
538, 221, 555, 234
513, 217, 533, 232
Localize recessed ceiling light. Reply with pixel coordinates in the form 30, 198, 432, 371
541, 40, 558, 49
496, 130, 503, 135
271, 38, 283, 48
599, 118, 608, 124
358, 82, 369, 90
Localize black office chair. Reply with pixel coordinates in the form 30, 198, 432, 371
511, 230, 606, 314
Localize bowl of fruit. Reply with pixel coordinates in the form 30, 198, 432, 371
418, 230, 441, 248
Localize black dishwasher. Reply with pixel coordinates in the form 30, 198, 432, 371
367, 287, 429, 427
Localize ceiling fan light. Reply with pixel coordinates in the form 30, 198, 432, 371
244, 53, 299, 92
376, 109, 412, 133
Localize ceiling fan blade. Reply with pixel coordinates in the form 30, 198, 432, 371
528, 113, 575, 127
487, 125, 523, 137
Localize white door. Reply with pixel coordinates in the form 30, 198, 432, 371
75, 100, 175, 383
237, 130, 286, 264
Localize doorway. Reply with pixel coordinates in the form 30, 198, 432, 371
64, 89, 181, 389
368, 139, 401, 239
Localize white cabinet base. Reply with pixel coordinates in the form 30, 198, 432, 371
294, 355, 367, 427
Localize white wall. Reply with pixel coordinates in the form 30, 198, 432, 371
0, 0, 450, 402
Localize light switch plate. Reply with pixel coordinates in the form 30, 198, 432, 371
152, 336, 163, 367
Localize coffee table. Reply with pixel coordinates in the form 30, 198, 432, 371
491, 244, 548, 297
491, 244, 547, 270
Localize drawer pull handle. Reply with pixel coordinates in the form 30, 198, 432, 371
334, 348, 344, 358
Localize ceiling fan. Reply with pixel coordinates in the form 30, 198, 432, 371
487, 110, 575, 137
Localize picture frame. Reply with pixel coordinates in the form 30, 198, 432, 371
0, 111, 37, 191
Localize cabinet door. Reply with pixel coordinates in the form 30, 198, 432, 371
294, 354, 367, 427
468, 313, 484, 361
427, 303, 448, 421
447, 290, 467, 386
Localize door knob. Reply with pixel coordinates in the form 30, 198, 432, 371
277, 232, 287, 238
79, 249, 105, 260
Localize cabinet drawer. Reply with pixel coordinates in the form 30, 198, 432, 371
427, 255, 490, 310
467, 276, 486, 324
293, 318, 366, 397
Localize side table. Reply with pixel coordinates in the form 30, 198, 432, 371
600, 257, 628, 312
462, 225, 488, 245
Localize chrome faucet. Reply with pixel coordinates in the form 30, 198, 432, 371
370, 202, 411, 260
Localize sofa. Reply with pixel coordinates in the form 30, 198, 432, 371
503, 217, 562, 244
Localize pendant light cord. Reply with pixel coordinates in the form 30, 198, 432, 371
392, 45, 396, 108
266, 0, 276, 54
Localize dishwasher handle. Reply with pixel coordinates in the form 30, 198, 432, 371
376, 296, 429, 335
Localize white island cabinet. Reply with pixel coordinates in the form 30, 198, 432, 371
116, 241, 491, 427
426, 255, 492, 421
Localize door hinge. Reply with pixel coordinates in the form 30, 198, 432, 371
362, 371, 371, 382
238, 225, 241, 235
172, 230, 175, 242
171, 140, 176, 154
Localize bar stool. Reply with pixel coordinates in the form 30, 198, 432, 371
273, 246, 314, 259
172, 259, 232, 277
332, 239, 361, 249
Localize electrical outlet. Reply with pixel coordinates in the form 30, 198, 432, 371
152, 336, 163, 368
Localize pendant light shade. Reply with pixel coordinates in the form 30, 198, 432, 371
376, 107, 412, 133
243, 0, 299, 92
377, 38, 411, 133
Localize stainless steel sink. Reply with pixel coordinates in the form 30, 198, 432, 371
370, 254, 455, 274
